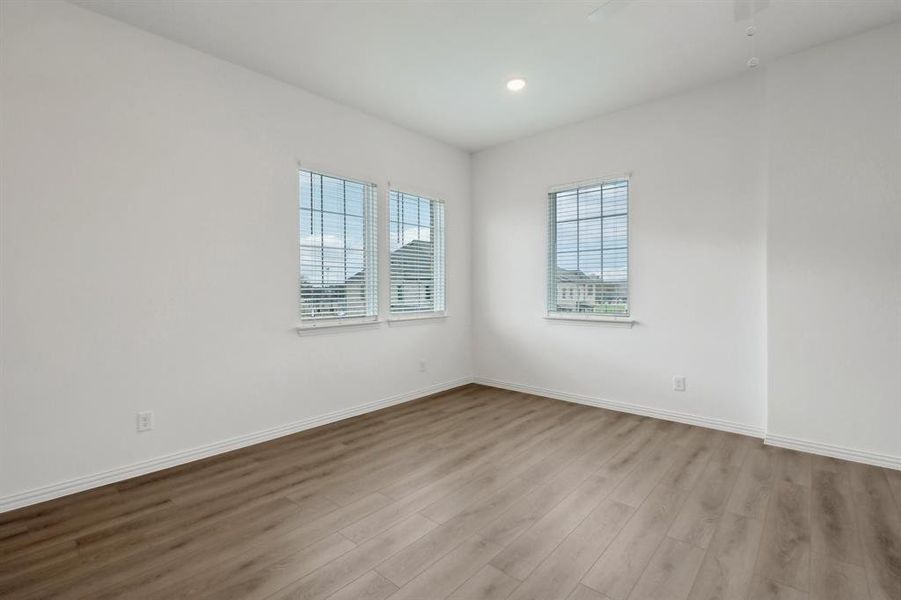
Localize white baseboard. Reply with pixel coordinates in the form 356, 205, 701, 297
6, 376, 897, 513
474, 377, 766, 438
765, 433, 901, 471
0, 377, 471, 514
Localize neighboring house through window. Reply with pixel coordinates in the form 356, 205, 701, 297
548, 178, 629, 317
389, 190, 446, 315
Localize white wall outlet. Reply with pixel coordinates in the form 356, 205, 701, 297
136, 411, 154, 432
418, 360, 427, 373
673, 376, 686, 392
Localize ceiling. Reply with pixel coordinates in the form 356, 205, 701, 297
71, 0, 901, 151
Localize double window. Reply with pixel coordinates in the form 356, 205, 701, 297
547, 178, 630, 317
298, 169, 446, 325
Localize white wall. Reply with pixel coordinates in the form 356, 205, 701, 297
765, 24, 901, 461
0, 0, 472, 502
471, 21, 901, 464
472, 75, 769, 435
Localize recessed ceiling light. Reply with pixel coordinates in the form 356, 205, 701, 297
506, 78, 526, 92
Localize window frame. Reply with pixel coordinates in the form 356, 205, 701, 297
546, 174, 633, 324
387, 188, 447, 320
297, 167, 379, 329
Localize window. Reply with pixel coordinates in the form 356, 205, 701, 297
389, 190, 445, 315
548, 178, 629, 317
299, 169, 378, 323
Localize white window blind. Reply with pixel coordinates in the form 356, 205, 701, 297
548, 178, 629, 316
299, 169, 378, 323
389, 190, 445, 315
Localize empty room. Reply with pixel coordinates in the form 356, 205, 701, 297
1, 1, 900, 599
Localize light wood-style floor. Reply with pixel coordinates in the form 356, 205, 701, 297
2, 384, 900, 600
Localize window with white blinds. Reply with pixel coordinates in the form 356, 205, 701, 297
299, 169, 378, 323
548, 178, 629, 316
389, 190, 445, 315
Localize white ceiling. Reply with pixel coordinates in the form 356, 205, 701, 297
71, 0, 901, 151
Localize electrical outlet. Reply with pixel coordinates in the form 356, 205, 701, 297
673, 376, 686, 392
136, 411, 154, 432
418, 360, 427, 373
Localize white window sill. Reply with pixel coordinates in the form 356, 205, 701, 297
387, 312, 447, 326
296, 317, 382, 335
545, 313, 636, 327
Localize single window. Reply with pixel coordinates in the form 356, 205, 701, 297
299, 169, 378, 323
548, 178, 629, 316
389, 190, 445, 315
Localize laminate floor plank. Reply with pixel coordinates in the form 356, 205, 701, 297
809, 554, 870, 600
50, 495, 359, 599
267, 514, 438, 600
607, 423, 685, 508
447, 564, 520, 600
373, 475, 536, 588
568, 584, 614, 600
625, 536, 706, 600
774, 448, 812, 488
667, 434, 750, 550
480, 417, 653, 548
685, 510, 764, 600
376, 395, 563, 501
885, 469, 901, 514
810, 464, 864, 566
90, 494, 393, 599
2, 386, 900, 600
374, 412, 622, 588
320, 394, 534, 507
324, 571, 398, 600
580, 484, 690, 600
580, 431, 718, 600
725, 445, 777, 521
159, 532, 355, 600
416, 407, 603, 526
341, 402, 592, 545
3, 496, 309, 599
848, 463, 901, 600
385, 535, 503, 600
746, 576, 808, 600
753, 481, 811, 592
506, 499, 633, 600
491, 421, 662, 581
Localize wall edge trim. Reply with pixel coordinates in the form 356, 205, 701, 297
765, 433, 901, 471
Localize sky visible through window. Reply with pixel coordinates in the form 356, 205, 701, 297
299, 170, 367, 286
390, 192, 432, 252
554, 181, 627, 280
